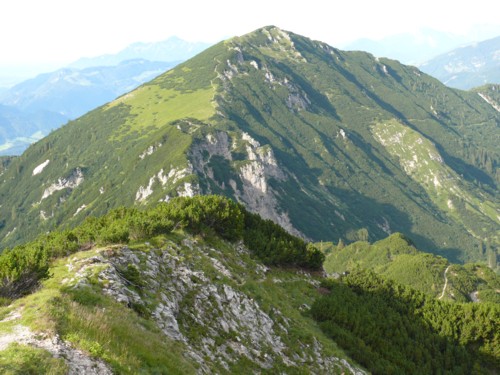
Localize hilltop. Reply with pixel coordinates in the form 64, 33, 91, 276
0, 26, 498, 264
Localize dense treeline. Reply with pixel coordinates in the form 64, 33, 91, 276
0, 196, 323, 301
311, 270, 499, 374
243, 211, 324, 268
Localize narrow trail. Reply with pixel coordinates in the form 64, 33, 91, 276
438, 265, 451, 300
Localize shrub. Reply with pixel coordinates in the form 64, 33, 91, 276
0, 195, 324, 300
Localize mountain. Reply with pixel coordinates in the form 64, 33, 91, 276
0, 196, 496, 374
0, 104, 66, 156
0, 60, 177, 155
419, 36, 500, 89
1, 59, 176, 119
69, 36, 212, 69
322, 233, 500, 303
343, 28, 470, 65
0, 26, 498, 265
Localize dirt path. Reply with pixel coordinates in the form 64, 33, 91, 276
0, 310, 112, 374
438, 265, 451, 300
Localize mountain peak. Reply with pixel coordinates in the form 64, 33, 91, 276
0, 27, 498, 265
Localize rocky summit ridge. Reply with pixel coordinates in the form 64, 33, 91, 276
0, 231, 365, 374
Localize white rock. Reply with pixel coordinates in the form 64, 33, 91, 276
41, 168, 84, 201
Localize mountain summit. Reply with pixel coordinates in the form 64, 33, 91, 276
0, 26, 498, 263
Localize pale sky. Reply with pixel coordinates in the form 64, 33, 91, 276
1, 0, 499, 66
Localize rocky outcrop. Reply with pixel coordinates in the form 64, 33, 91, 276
41, 168, 84, 201
64, 239, 366, 374
0, 232, 366, 374
0, 318, 111, 375
190, 131, 303, 238
135, 164, 198, 202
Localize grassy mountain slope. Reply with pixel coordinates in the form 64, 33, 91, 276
0, 26, 498, 264
0, 196, 497, 374
322, 233, 500, 303
0, 60, 180, 156
0, 197, 361, 374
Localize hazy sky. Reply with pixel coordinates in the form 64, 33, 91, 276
1, 0, 499, 67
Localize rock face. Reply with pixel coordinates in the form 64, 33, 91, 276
41, 168, 84, 201
59, 238, 366, 374
190, 130, 303, 238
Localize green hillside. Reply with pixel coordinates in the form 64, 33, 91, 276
0, 26, 498, 265
0, 196, 359, 374
323, 233, 500, 303
0, 196, 497, 374
312, 270, 499, 374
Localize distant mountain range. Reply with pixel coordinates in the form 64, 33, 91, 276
344, 29, 472, 65
419, 35, 500, 89
69, 36, 211, 69
0, 59, 176, 119
343, 29, 500, 90
0, 60, 176, 155
0, 104, 66, 155
0, 37, 212, 155
0, 26, 497, 266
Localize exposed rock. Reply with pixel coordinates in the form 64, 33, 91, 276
470, 290, 480, 303
41, 168, 84, 201
135, 165, 195, 202
178, 181, 199, 197
135, 176, 156, 202
0, 323, 112, 374
139, 142, 162, 159
477, 92, 500, 112
189, 130, 302, 238
86, 241, 365, 374
73, 204, 87, 216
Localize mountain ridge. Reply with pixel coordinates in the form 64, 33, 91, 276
0, 26, 498, 265
69, 36, 212, 70
0, 196, 363, 374
322, 232, 500, 303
